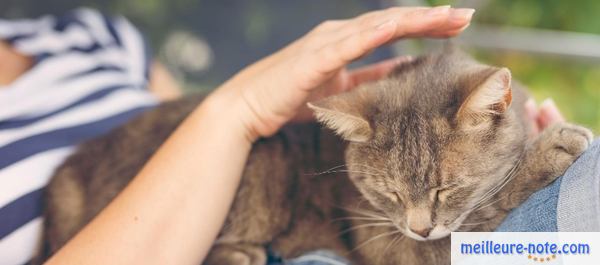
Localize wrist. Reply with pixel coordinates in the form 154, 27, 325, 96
192, 90, 257, 147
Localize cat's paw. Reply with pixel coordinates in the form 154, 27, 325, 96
203, 244, 267, 265
536, 123, 593, 177
224, 251, 253, 265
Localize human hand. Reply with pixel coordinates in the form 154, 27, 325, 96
525, 98, 565, 137
210, 6, 475, 142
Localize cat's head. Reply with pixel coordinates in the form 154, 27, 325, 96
308, 49, 526, 241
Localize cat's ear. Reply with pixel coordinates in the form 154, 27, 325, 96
307, 92, 373, 142
457, 67, 512, 123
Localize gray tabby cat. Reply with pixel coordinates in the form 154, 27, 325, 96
41, 49, 592, 265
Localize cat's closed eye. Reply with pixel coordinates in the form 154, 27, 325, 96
429, 189, 439, 202
430, 188, 452, 203
388, 192, 403, 203
438, 189, 453, 202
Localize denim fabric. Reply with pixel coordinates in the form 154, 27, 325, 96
557, 139, 600, 231
495, 177, 561, 231
268, 251, 349, 265
497, 139, 600, 232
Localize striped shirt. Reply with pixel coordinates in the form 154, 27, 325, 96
0, 8, 158, 264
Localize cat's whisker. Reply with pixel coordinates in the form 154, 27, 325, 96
448, 210, 472, 229
306, 164, 348, 176
332, 216, 389, 222
386, 234, 405, 252
335, 169, 383, 176
348, 211, 389, 221
349, 230, 402, 253
472, 194, 509, 212
350, 164, 387, 175
309, 169, 383, 178
379, 234, 405, 264
473, 154, 523, 205
307, 164, 387, 179
339, 207, 389, 221
489, 153, 523, 187
336, 222, 395, 236
459, 220, 492, 226
356, 198, 369, 209
471, 169, 518, 212
471, 169, 513, 208
470, 154, 524, 210
458, 219, 495, 231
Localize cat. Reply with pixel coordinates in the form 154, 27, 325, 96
41, 48, 593, 265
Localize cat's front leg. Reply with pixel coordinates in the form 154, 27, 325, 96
499, 122, 593, 210
203, 243, 267, 265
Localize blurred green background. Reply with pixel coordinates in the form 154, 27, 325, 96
1, 0, 598, 132
429, 0, 600, 133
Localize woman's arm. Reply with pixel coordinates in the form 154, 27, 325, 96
46, 6, 474, 264
47, 95, 252, 264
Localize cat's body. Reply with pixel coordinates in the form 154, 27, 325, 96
42, 50, 592, 265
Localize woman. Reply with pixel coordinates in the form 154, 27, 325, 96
1, 6, 595, 265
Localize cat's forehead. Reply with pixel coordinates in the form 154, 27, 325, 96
390, 50, 476, 78
375, 116, 442, 191
370, 53, 482, 119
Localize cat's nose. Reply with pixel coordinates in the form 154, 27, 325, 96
406, 208, 433, 238
410, 227, 432, 238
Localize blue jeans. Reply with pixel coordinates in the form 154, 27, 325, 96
497, 138, 600, 231
268, 250, 350, 265
274, 139, 600, 265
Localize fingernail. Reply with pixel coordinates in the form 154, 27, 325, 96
540, 98, 556, 109
427, 5, 451, 16
457, 22, 471, 32
525, 98, 537, 110
450, 8, 475, 22
540, 98, 563, 121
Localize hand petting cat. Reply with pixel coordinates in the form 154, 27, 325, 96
209, 6, 475, 142
46, 6, 566, 265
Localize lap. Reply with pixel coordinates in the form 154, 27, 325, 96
498, 138, 600, 231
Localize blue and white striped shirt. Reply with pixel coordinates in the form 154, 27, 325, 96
0, 8, 158, 264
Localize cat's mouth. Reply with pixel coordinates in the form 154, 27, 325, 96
404, 212, 473, 241
400, 213, 471, 241
403, 225, 452, 241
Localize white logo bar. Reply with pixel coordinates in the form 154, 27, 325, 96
451, 232, 600, 265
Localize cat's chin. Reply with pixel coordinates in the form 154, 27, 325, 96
404, 226, 451, 241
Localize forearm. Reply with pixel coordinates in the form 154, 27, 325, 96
46, 93, 252, 265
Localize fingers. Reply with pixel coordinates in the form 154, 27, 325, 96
538, 98, 565, 128
392, 7, 474, 38
310, 6, 474, 75
525, 98, 541, 137
330, 6, 474, 43
315, 21, 397, 74
525, 98, 565, 138
347, 56, 413, 89
406, 8, 474, 38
